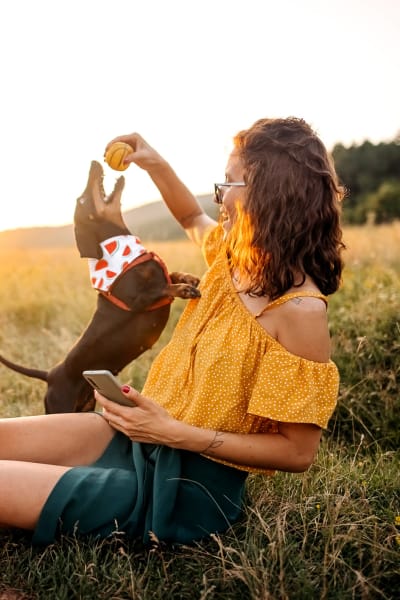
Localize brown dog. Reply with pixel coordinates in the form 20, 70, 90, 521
0, 161, 200, 413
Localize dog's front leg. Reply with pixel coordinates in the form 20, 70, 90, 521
169, 272, 201, 289
164, 282, 201, 299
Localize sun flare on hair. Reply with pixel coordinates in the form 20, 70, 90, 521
225, 203, 266, 291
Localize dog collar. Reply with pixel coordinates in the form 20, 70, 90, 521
88, 234, 173, 312
88, 235, 146, 292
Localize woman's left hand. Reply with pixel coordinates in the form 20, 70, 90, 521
95, 386, 181, 446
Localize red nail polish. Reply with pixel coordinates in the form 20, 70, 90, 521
121, 385, 131, 393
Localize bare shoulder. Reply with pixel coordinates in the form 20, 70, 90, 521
287, 295, 328, 313
275, 295, 331, 363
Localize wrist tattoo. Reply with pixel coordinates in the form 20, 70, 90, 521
202, 431, 224, 454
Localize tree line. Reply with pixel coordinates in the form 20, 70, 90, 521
332, 135, 400, 224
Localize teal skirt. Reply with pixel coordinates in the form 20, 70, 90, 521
32, 432, 247, 546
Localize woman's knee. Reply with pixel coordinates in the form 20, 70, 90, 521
0, 460, 71, 529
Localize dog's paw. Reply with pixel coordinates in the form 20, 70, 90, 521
169, 272, 200, 288
174, 284, 201, 299
185, 285, 201, 298
183, 275, 201, 288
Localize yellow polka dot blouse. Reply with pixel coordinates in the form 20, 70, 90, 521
143, 225, 339, 474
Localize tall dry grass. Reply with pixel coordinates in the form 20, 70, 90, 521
343, 222, 400, 267
0, 227, 399, 599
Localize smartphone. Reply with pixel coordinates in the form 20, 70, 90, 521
82, 369, 134, 407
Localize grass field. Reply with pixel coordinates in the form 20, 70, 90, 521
0, 225, 399, 599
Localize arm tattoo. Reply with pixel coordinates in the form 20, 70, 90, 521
201, 431, 224, 454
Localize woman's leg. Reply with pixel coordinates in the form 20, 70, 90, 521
0, 412, 115, 466
0, 413, 118, 530
0, 460, 72, 529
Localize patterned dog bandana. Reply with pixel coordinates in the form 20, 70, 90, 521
88, 235, 147, 292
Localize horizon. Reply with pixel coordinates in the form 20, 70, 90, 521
1, 128, 396, 236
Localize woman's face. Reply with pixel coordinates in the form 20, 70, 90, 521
219, 151, 247, 235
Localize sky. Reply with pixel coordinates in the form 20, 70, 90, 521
0, 0, 399, 232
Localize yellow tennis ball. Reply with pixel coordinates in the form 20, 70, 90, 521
105, 142, 133, 171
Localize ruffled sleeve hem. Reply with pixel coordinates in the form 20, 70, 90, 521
247, 349, 339, 429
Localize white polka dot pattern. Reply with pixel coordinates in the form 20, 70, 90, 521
143, 226, 339, 474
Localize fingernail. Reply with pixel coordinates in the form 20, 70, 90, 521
121, 385, 131, 393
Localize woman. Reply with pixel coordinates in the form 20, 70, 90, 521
0, 117, 345, 545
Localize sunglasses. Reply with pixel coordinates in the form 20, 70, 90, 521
213, 182, 247, 204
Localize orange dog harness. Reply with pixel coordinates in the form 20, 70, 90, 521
88, 235, 173, 312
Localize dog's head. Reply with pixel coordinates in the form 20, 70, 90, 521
74, 161, 130, 258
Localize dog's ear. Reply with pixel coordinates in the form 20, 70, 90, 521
74, 224, 103, 258
74, 196, 103, 258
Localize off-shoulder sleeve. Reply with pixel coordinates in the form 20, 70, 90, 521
247, 348, 339, 429
202, 224, 224, 266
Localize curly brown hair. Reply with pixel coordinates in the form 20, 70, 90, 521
225, 117, 346, 298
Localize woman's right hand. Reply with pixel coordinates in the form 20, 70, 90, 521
106, 130, 211, 244
104, 133, 166, 173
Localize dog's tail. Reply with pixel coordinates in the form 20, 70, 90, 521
0, 354, 48, 381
